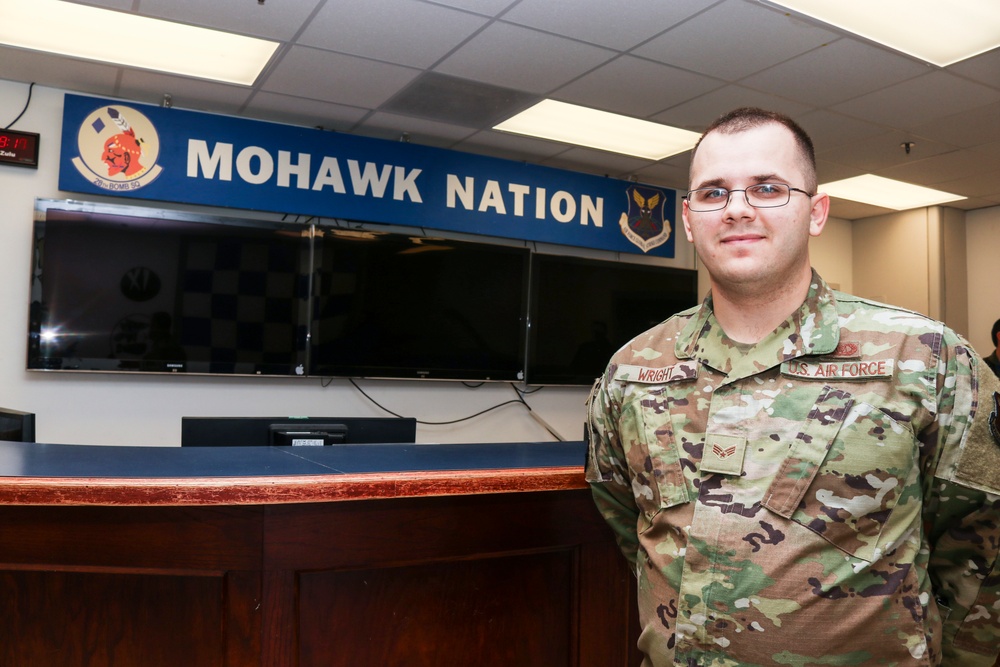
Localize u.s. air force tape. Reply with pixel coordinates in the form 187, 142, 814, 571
780, 359, 894, 380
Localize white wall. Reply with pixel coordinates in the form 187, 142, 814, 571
0, 81, 697, 446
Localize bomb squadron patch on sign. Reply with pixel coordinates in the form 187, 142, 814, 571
71, 104, 163, 191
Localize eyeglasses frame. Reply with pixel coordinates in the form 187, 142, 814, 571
683, 183, 814, 212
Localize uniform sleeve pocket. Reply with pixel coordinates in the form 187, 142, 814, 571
620, 396, 694, 521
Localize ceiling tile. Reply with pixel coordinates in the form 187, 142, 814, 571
301, 0, 489, 68
632, 161, 690, 191
877, 146, 1000, 188
430, 0, 519, 16
633, 0, 839, 81
906, 102, 1000, 149
826, 199, 894, 220
879, 145, 1000, 189
552, 55, 724, 117
0, 48, 121, 98
381, 72, 538, 128
945, 195, 1000, 209
817, 129, 955, 173
434, 22, 615, 93
260, 47, 421, 108
833, 71, 1000, 129
117, 70, 253, 115
815, 158, 865, 185
933, 164, 1000, 198
354, 111, 477, 147
652, 84, 811, 132
539, 146, 654, 179
243, 92, 370, 132
500, 0, 719, 51
453, 129, 572, 163
138, 0, 325, 41
796, 109, 886, 153
948, 47, 1000, 89
740, 38, 928, 107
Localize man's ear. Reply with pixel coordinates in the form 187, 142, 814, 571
682, 199, 695, 243
808, 192, 830, 237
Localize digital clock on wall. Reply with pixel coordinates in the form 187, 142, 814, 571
0, 129, 40, 169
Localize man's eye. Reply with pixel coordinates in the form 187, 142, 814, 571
752, 184, 783, 196
698, 188, 728, 201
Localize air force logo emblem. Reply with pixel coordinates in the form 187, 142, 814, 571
72, 104, 163, 191
618, 185, 672, 253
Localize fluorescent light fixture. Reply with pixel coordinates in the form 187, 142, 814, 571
820, 175, 966, 210
494, 100, 700, 160
0, 0, 279, 85
764, 0, 1000, 67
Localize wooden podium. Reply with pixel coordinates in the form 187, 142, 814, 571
0, 441, 640, 666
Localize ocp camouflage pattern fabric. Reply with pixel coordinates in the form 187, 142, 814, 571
586, 270, 1000, 666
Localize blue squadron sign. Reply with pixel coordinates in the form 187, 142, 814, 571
59, 94, 679, 257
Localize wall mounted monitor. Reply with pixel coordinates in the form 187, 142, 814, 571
526, 254, 698, 386
0, 408, 35, 443
29, 199, 311, 376
180, 416, 418, 447
309, 229, 529, 382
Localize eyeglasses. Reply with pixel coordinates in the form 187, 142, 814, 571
684, 183, 812, 212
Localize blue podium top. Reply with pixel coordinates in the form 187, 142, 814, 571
0, 440, 587, 479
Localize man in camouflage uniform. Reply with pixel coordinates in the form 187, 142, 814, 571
586, 107, 1000, 666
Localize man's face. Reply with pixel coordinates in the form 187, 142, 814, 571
682, 123, 828, 297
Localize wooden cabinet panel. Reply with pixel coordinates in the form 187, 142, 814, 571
0, 489, 635, 666
0, 571, 226, 667
298, 551, 573, 667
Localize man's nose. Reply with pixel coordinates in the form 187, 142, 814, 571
722, 189, 755, 218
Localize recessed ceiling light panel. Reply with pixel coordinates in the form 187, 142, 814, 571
764, 0, 1000, 66
820, 174, 966, 210
494, 100, 699, 161
0, 0, 279, 85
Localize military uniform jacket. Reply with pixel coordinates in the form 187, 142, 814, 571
586, 271, 1000, 667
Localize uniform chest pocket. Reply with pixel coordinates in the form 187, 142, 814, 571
620, 389, 696, 523
762, 385, 917, 562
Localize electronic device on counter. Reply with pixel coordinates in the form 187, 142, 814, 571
0, 407, 36, 443
180, 416, 417, 447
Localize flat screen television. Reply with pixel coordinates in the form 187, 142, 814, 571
309, 229, 529, 381
180, 416, 418, 447
30, 199, 310, 376
0, 407, 35, 443
526, 254, 698, 385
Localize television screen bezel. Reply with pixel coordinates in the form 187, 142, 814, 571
308, 227, 530, 383
525, 252, 698, 386
29, 198, 311, 378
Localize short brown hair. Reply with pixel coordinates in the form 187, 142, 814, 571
692, 107, 817, 191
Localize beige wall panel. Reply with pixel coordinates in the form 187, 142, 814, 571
852, 209, 930, 315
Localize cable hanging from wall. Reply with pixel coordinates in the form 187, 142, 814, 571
4, 81, 35, 130
334, 377, 565, 440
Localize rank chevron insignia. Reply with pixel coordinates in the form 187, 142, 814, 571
713, 444, 738, 459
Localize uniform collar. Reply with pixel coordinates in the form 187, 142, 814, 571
676, 269, 841, 379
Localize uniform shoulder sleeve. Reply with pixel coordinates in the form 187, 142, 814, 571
927, 341, 1000, 664
950, 349, 1000, 493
